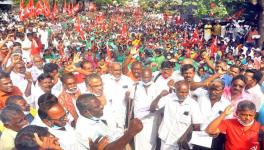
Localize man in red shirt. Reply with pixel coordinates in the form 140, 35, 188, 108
206, 100, 264, 150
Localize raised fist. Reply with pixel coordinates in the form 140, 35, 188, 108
127, 118, 143, 136
160, 90, 169, 97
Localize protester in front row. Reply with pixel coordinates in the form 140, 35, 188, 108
0, 105, 28, 150
75, 93, 143, 149
58, 73, 81, 124
102, 62, 133, 131
132, 68, 161, 150
6, 95, 36, 123
150, 80, 202, 149
32, 93, 80, 149
15, 125, 62, 150
206, 100, 264, 150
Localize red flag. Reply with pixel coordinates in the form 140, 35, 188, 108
88, 3, 97, 11
117, 15, 122, 24
191, 28, 199, 44
58, 42, 64, 56
52, 1, 58, 19
121, 24, 128, 37
175, 15, 182, 24
181, 32, 190, 47
67, 2, 72, 16
19, 0, 26, 20
36, 0, 44, 16
198, 33, 204, 50
73, 3, 79, 14
43, 0, 51, 18
210, 37, 218, 56
63, 0, 67, 13
27, 0, 35, 17
31, 39, 40, 55
75, 17, 85, 40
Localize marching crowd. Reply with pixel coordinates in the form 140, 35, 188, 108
0, 4, 264, 150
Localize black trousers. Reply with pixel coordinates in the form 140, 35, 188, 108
193, 134, 225, 150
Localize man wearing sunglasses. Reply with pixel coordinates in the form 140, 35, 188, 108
32, 93, 81, 150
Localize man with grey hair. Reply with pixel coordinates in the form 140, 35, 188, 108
206, 100, 264, 150
75, 93, 143, 150
150, 80, 202, 149
0, 105, 29, 150
102, 62, 134, 131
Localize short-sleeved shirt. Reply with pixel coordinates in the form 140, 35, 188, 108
219, 119, 264, 150
158, 94, 202, 145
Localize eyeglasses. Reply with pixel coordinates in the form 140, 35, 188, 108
49, 111, 69, 122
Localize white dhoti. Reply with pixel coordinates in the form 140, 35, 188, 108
134, 113, 160, 150
160, 140, 179, 150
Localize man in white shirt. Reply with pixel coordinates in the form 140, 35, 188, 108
29, 55, 44, 83
30, 73, 53, 108
198, 79, 231, 130
10, 61, 33, 98
21, 33, 32, 63
150, 80, 202, 149
75, 93, 143, 149
43, 63, 63, 97
244, 69, 264, 111
102, 62, 134, 130
153, 61, 178, 94
33, 93, 80, 150
131, 68, 161, 150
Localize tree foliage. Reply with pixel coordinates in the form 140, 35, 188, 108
138, 0, 249, 19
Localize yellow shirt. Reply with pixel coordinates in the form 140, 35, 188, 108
0, 128, 17, 150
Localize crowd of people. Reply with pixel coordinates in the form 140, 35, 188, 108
0, 3, 264, 150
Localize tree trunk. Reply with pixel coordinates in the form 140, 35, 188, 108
258, 0, 264, 49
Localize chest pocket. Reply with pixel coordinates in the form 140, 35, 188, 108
179, 111, 192, 124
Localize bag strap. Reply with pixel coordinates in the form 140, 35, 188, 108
154, 72, 162, 83
127, 83, 138, 128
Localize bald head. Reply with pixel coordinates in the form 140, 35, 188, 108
174, 80, 190, 101
110, 62, 122, 80
142, 67, 152, 83
174, 80, 189, 90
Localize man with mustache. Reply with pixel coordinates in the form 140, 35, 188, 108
0, 71, 22, 109
58, 73, 81, 123
0, 105, 29, 150
206, 100, 264, 150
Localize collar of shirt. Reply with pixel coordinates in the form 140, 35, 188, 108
247, 84, 262, 94
172, 95, 192, 105
79, 115, 102, 125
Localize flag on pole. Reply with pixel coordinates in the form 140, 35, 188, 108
27, 0, 35, 18
19, 0, 26, 20
52, 1, 58, 19
210, 37, 218, 56
31, 39, 40, 55
43, 0, 51, 18
73, 3, 79, 14
36, 0, 44, 16
63, 0, 67, 13
121, 24, 128, 38
191, 28, 199, 44
75, 17, 85, 40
